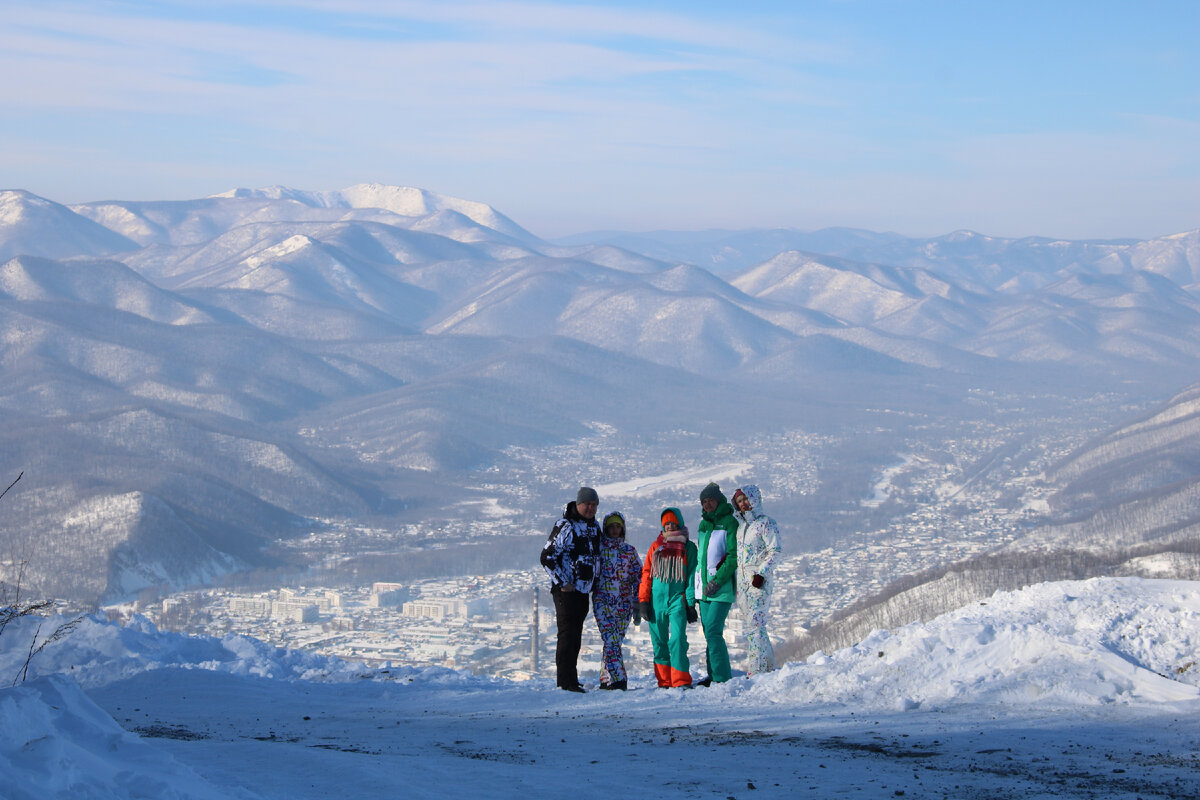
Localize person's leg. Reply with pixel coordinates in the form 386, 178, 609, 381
743, 586, 775, 674
666, 594, 692, 687
593, 594, 620, 686
699, 600, 733, 682
609, 608, 631, 684
652, 614, 672, 690
649, 605, 672, 687
736, 590, 756, 674
552, 587, 589, 688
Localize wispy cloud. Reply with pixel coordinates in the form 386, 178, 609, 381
2, 1, 1196, 238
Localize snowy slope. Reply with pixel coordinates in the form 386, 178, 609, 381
0, 191, 138, 262
0, 255, 227, 326
3, 578, 1200, 799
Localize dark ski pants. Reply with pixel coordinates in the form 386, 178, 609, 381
551, 585, 591, 688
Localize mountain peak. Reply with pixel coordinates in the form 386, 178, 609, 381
210, 183, 540, 243
1, 189, 61, 221
0, 190, 139, 261
940, 229, 990, 243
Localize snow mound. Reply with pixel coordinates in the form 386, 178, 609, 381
0, 613, 518, 692
750, 577, 1200, 709
0, 675, 235, 800
0, 614, 372, 688
6, 577, 1200, 712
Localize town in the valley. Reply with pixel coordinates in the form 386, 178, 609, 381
116, 398, 1115, 681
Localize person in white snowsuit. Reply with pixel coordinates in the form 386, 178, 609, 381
732, 485, 781, 674
592, 511, 642, 690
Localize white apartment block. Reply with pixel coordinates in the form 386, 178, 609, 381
401, 598, 467, 621
228, 597, 271, 617
271, 600, 319, 623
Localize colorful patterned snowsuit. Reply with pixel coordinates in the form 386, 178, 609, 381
592, 515, 642, 685
734, 485, 781, 674
638, 508, 697, 688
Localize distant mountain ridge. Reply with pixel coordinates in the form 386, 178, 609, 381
1, 183, 1197, 603
560, 225, 1200, 291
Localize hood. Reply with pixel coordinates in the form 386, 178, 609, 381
601, 510, 627, 538
660, 506, 686, 534
734, 484, 764, 522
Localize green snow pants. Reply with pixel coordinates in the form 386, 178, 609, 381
699, 599, 732, 683
649, 590, 692, 687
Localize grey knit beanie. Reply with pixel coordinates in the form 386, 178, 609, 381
576, 486, 599, 504
699, 482, 726, 504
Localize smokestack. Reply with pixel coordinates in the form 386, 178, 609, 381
531, 584, 539, 673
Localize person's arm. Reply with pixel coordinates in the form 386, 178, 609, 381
754, 518, 782, 580
638, 541, 656, 603
624, 545, 642, 605
638, 541, 657, 622
541, 521, 574, 587
685, 541, 697, 606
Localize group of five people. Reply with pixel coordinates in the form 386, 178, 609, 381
540, 481, 781, 692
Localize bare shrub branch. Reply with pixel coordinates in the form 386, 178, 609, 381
1, 471, 85, 684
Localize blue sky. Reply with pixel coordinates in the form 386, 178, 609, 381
2, 0, 1196, 239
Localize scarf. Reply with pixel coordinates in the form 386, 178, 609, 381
652, 531, 688, 583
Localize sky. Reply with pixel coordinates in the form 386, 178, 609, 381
2, 0, 1197, 240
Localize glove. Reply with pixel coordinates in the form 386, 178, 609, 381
685, 604, 698, 624
752, 573, 765, 589
704, 580, 720, 597
639, 600, 654, 624
633, 608, 642, 626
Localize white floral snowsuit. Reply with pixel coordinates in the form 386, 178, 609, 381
734, 485, 781, 674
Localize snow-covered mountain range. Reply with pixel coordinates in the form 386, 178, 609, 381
1, 184, 1198, 602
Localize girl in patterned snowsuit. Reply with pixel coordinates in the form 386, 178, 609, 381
732, 485, 782, 675
638, 507, 698, 688
592, 511, 642, 690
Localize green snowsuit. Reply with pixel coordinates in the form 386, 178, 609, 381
695, 499, 738, 682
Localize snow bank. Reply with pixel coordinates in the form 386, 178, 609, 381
0, 612, 520, 692
750, 577, 1200, 710
0, 675, 234, 800
6, 577, 1200, 710
4, 578, 1200, 800
0, 614, 374, 688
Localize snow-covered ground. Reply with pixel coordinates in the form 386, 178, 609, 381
595, 462, 753, 498
4, 577, 1200, 799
